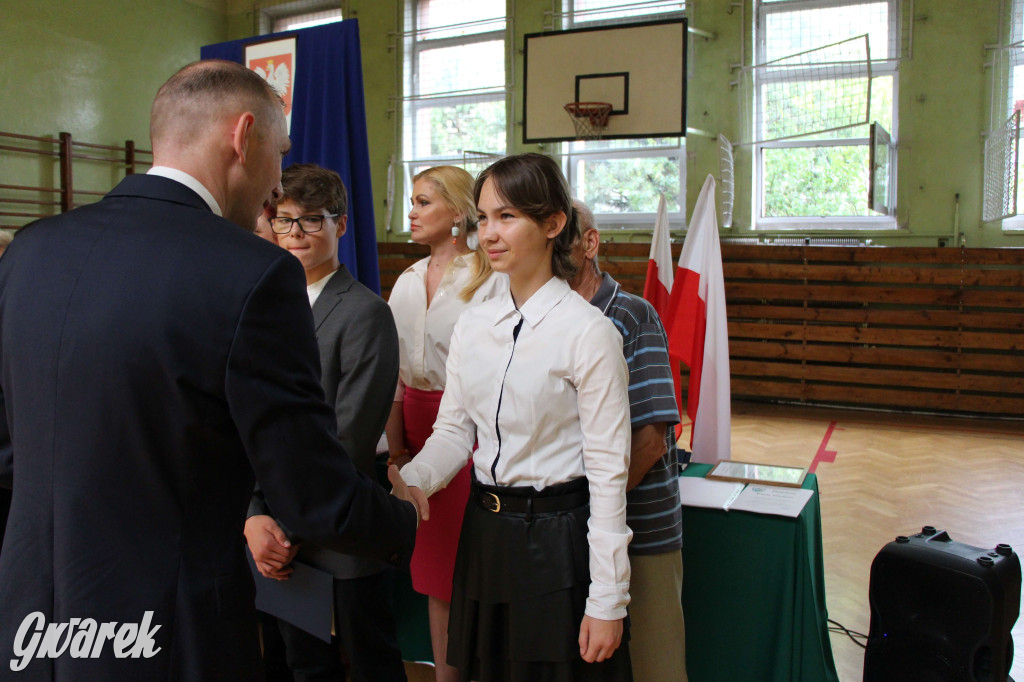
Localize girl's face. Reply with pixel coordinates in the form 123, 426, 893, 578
408, 178, 459, 247
476, 177, 561, 281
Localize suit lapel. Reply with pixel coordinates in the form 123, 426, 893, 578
311, 266, 355, 330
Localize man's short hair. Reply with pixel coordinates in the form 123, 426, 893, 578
150, 60, 282, 149
573, 200, 595, 234
280, 164, 348, 217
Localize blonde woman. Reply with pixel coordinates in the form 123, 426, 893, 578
385, 165, 504, 682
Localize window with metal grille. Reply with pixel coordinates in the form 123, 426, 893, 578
259, 1, 343, 34
753, 0, 899, 228
401, 0, 507, 202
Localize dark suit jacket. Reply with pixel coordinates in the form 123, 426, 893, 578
0, 175, 416, 681
250, 265, 400, 579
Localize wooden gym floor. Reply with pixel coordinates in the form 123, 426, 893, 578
403, 401, 1024, 681
730, 400, 1024, 681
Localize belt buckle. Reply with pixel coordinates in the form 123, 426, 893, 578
482, 492, 501, 513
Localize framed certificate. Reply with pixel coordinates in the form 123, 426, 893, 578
706, 460, 808, 488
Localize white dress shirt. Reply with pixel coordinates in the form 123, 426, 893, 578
147, 166, 222, 216
400, 277, 633, 620
388, 253, 506, 399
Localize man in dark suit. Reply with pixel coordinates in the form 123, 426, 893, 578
246, 164, 406, 681
0, 60, 418, 680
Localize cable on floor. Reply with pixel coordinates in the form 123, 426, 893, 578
827, 618, 868, 649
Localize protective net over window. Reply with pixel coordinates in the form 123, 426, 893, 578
983, 110, 1020, 223
741, 34, 872, 145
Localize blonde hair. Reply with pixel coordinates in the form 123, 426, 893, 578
412, 165, 493, 302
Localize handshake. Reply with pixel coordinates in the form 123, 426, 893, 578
245, 465, 429, 581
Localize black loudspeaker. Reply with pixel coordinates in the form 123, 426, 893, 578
863, 527, 1021, 682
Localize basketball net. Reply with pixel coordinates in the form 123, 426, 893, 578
564, 102, 612, 141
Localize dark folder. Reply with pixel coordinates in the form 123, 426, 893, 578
246, 548, 334, 643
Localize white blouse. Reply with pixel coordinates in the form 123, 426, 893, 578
388, 253, 506, 399
399, 277, 633, 620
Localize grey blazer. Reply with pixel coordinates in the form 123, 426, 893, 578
251, 265, 401, 579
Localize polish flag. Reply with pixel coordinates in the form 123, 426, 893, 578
643, 193, 684, 429
643, 193, 674, 319
663, 174, 731, 463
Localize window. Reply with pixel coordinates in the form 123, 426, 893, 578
259, 1, 343, 34
561, 0, 687, 228
402, 0, 507, 194
1000, 0, 1024, 228
754, 0, 899, 228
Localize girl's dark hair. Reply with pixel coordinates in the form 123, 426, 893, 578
473, 153, 579, 280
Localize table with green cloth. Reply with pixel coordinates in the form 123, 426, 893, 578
681, 463, 839, 682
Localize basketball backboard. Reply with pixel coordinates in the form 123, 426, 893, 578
523, 18, 687, 143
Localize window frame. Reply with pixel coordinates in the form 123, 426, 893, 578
401, 1, 509, 188
753, 0, 900, 230
259, 0, 343, 34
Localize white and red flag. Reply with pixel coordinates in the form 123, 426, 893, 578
643, 193, 674, 319
663, 174, 731, 463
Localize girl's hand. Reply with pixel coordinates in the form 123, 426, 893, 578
578, 614, 623, 663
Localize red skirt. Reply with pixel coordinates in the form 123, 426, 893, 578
404, 386, 471, 602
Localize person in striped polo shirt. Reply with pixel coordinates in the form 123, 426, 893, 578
569, 201, 687, 682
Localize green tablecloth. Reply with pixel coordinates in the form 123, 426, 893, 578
681, 463, 839, 682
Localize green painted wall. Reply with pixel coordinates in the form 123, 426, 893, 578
0, 0, 226, 214
5, 0, 1022, 247
0, 0, 225, 148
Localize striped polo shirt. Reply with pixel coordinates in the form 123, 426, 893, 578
589, 272, 683, 555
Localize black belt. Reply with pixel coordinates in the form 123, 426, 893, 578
473, 488, 589, 514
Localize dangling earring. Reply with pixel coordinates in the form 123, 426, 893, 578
451, 224, 460, 245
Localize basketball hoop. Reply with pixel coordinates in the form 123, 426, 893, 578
564, 102, 613, 140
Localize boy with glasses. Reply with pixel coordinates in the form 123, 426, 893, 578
246, 163, 406, 681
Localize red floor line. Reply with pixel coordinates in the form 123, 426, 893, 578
809, 420, 841, 473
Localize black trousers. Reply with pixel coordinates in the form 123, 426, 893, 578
277, 567, 406, 682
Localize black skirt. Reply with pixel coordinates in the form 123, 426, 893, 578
447, 476, 632, 682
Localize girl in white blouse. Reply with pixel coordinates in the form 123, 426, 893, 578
396, 153, 633, 681
385, 165, 504, 682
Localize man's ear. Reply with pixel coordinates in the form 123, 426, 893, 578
582, 227, 600, 260
336, 215, 348, 238
544, 210, 567, 240
231, 112, 257, 164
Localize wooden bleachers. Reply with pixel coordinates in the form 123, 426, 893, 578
379, 241, 1024, 417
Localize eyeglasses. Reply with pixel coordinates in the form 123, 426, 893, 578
269, 214, 338, 234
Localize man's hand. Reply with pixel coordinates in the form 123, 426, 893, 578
244, 515, 300, 580
578, 615, 624, 663
388, 464, 429, 526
